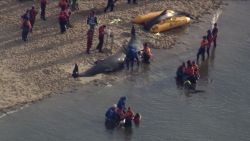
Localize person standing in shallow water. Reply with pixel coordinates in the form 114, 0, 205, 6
29, 6, 38, 32
206, 30, 213, 57
40, 0, 47, 20
58, 8, 67, 34
212, 23, 218, 47
197, 36, 208, 62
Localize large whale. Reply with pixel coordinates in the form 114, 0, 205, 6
144, 10, 191, 31
78, 35, 143, 77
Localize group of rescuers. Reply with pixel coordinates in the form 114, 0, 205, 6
20, 0, 138, 42
105, 96, 141, 128
176, 23, 218, 90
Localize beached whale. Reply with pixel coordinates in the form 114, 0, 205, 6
78, 35, 143, 77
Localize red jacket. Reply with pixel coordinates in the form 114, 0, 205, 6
185, 66, 194, 76
29, 9, 38, 21
59, 11, 67, 21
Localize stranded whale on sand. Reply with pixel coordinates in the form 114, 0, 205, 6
76, 34, 143, 77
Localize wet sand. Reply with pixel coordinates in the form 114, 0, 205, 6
0, 0, 221, 111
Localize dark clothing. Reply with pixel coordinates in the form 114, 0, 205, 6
72, 64, 79, 78
21, 13, 29, 21
21, 21, 31, 41
59, 20, 66, 33
87, 15, 98, 29
126, 46, 139, 69
206, 33, 213, 57
22, 28, 29, 41
40, 1, 47, 20
29, 9, 37, 31
142, 53, 150, 64
104, 0, 116, 12
131, 26, 135, 36
176, 66, 184, 80
96, 36, 104, 52
212, 27, 218, 47
197, 47, 205, 62
128, 0, 137, 4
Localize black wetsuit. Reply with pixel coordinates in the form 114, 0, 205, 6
104, 0, 117, 12
128, 0, 137, 4
72, 64, 79, 78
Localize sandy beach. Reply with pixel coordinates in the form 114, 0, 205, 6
0, 0, 222, 112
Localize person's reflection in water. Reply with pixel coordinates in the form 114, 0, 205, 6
209, 47, 216, 68
199, 58, 209, 83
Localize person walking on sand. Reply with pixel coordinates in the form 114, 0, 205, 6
29, 6, 38, 32
104, 0, 117, 13
21, 17, 31, 41
58, 8, 67, 34
86, 29, 94, 54
40, 0, 48, 20
96, 25, 106, 53
128, 0, 137, 4
212, 23, 218, 48
87, 11, 98, 30
197, 36, 208, 62
65, 6, 72, 28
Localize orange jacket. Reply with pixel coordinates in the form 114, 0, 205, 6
143, 47, 152, 57
125, 110, 134, 119
192, 64, 199, 74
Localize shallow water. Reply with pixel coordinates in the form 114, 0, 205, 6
1, 1, 250, 141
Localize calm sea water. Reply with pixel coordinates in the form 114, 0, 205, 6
0, 1, 250, 141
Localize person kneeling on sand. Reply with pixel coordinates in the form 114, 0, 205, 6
125, 45, 139, 70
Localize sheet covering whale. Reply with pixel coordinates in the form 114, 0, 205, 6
78, 35, 143, 77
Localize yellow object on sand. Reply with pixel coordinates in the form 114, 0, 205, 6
132, 10, 175, 24
150, 16, 191, 33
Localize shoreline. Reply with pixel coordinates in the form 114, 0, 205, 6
0, 0, 222, 113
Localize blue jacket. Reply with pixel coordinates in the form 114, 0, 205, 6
117, 96, 126, 110
126, 46, 137, 60
105, 107, 115, 120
